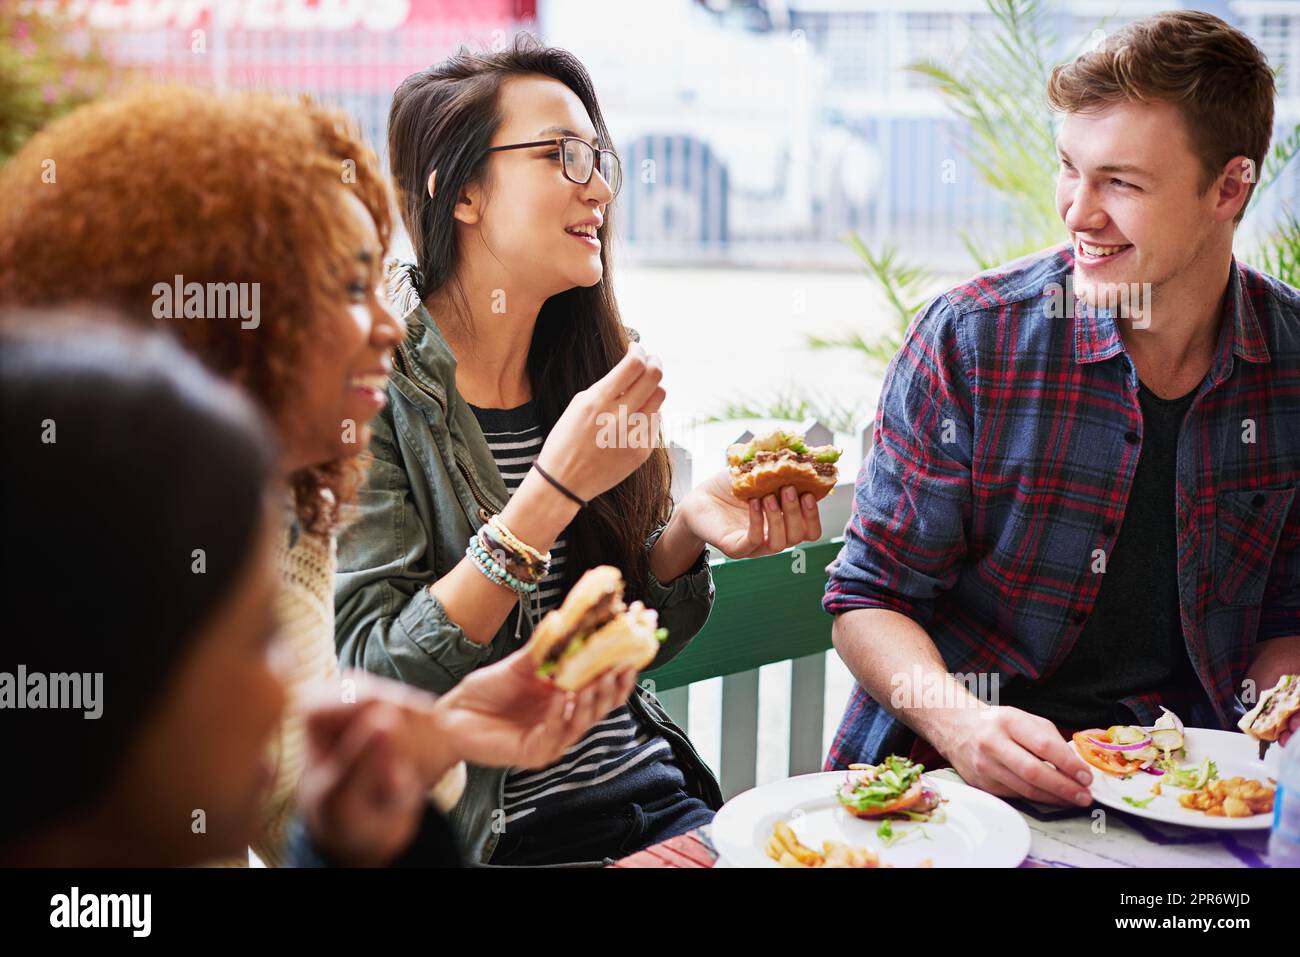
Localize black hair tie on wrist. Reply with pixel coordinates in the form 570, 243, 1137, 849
532, 462, 588, 508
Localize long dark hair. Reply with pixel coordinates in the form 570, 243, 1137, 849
0, 310, 279, 855
387, 34, 672, 597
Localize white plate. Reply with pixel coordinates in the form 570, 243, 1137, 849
1072, 727, 1282, 830
711, 770, 1031, 868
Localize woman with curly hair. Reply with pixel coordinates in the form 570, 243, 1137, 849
0, 85, 639, 866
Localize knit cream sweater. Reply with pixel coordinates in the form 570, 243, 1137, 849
238, 522, 465, 866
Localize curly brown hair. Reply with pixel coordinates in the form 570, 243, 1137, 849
0, 84, 393, 535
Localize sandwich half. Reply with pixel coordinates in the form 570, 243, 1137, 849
1238, 673, 1300, 742
526, 565, 666, 691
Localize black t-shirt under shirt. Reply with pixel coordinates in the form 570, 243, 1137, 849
1002, 381, 1212, 730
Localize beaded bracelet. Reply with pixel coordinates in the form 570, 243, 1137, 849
465, 542, 510, 590
486, 515, 550, 567
466, 536, 543, 639
478, 524, 549, 584
467, 536, 539, 595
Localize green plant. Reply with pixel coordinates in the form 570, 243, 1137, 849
697, 388, 867, 435
907, 0, 1066, 269
1251, 210, 1300, 288
1, 8, 114, 163
710, 0, 1074, 427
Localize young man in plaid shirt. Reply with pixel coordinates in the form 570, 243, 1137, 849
824, 11, 1300, 806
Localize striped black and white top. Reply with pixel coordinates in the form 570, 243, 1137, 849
468, 400, 686, 833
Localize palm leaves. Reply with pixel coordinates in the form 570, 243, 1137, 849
1250, 211, 1300, 288
906, 0, 1065, 266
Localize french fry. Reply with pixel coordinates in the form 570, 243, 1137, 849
1177, 775, 1274, 818
766, 821, 897, 868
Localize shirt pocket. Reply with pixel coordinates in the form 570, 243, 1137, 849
1213, 487, 1295, 606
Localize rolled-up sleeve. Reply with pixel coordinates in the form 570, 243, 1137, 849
640, 525, 714, 668
335, 409, 492, 695
823, 294, 974, 627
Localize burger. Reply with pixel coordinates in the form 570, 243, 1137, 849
727, 429, 842, 502
836, 756, 943, 820
525, 565, 667, 691
1238, 674, 1300, 743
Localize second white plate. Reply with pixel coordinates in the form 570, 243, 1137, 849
1072, 727, 1281, 830
712, 770, 1031, 867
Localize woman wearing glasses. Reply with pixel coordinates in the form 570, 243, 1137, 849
336, 35, 823, 866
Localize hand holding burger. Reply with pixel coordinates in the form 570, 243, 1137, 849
1239, 674, 1300, 752
647, 428, 841, 580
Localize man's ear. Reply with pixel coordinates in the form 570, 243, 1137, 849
1215, 154, 1254, 223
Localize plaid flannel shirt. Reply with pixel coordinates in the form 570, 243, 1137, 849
823, 244, 1300, 768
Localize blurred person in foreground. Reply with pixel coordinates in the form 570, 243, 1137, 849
0, 316, 634, 867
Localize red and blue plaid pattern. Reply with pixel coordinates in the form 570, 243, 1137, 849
823, 244, 1300, 769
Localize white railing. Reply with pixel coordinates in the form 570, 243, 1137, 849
657, 417, 871, 799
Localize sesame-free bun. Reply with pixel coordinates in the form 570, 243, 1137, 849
729, 458, 838, 502
526, 566, 664, 690
726, 429, 841, 502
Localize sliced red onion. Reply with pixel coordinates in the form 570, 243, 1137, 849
1087, 735, 1152, 752
1141, 765, 1165, 776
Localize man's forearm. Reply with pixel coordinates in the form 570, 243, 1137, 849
1244, 634, 1300, 700
831, 607, 988, 754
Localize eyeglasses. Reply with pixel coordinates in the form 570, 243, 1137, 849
485, 136, 622, 198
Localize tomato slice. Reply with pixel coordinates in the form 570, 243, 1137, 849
844, 780, 924, 818
1072, 729, 1137, 777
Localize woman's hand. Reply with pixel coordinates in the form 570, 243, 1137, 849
535, 342, 666, 502
299, 691, 430, 867
433, 646, 639, 770
678, 468, 824, 559
297, 656, 638, 866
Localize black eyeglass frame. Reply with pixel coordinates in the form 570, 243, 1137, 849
484, 136, 622, 197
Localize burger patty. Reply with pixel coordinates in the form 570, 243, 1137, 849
1256, 687, 1298, 723
732, 450, 836, 477
543, 591, 624, 663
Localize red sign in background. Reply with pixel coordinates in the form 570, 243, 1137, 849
31, 0, 538, 92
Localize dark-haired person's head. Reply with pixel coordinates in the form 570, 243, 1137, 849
388, 34, 672, 596
0, 311, 286, 866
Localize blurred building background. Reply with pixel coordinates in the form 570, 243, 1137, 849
26, 0, 1300, 271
